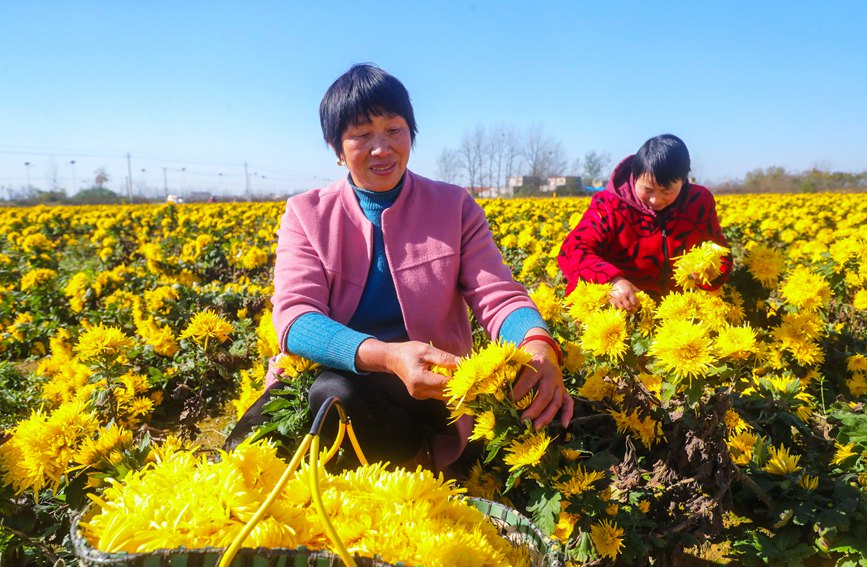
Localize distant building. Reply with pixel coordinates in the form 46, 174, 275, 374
541, 176, 582, 194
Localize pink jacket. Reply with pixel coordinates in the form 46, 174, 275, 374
269, 170, 539, 469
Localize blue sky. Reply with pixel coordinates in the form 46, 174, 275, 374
1, 1, 865, 198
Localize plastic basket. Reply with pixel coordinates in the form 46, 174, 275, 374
70, 496, 563, 567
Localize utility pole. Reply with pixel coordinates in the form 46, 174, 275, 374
126, 152, 133, 202
162, 167, 168, 198
244, 161, 251, 201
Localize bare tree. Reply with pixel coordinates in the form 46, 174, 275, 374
581, 150, 612, 186
522, 125, 568, 179
485, 124, 522, 192
458, 125, 486, 190
436, 148, 463, 185
94, 168, 110, 189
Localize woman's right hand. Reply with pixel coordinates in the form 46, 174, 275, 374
609, 277, 641, 312
355, 339, 459, 400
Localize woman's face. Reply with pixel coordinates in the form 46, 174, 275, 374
339, 113, 411, 192
633, 173, 684, 211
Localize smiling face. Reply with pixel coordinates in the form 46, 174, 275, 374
633, 173, 684, 211
338, 113, 411, 192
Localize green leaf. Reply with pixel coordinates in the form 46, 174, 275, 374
525, 487, 562, 535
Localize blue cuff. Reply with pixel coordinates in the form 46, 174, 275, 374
497, 307, 550, 345
285, 313, 373, 373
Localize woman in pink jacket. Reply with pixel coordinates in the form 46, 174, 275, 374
231, 64, 572, 473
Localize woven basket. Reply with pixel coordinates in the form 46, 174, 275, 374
71, 497, 563, 567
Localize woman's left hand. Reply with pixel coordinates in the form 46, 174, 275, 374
511, 338, 574, 430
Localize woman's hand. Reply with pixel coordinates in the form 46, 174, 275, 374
511, 336, 574, 430
609, 277, 641, 312
356, 339, 459, 400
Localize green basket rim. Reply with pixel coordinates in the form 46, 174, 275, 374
70, 496, 564, 566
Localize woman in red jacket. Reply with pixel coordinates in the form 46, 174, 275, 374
558, 134, 731, 311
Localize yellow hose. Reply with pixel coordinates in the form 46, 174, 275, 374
217, 397, 366, 567
217, 434, 312, 567
308, 435, 358, 567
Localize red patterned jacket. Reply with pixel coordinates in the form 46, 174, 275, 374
558, 156, 731, 297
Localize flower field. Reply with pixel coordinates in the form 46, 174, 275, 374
0, 193, 866, 566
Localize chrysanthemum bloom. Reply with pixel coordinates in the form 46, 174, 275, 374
553, 465, 606, 497
580, 307, 629, 361
799, 474, 819, 491
723, 410, 751, 434
562, 341, 585, 374
75, 323, 135, 362
854, 289, 867, 311
0, 400, 99, 497
231, 364, 265, 420
608, 408, 661, 447
179, 309, 233, 348
762, 444, 802, 475
590, 519, 625, 560
462, 461, 501, 501
780, 265, 831, 311
848, 373, 867, 397
715, 324, 758, 360
137, 318, 179, 357
650, 320, 716, 380
849, 354, 867, 373
555, 508, 580, 544
566, 281, 612, 322
63, 272, 91, 312
530, 282, 564, 327
503, 431, 552, 472
469, 410, 496, 441
143, 286, 179, 314
274, 352, 319, 379
21, 268, 57, 291
771, 312, 825, 366
577, 368, 621, 402
444, 341, 532, 410
743, 244, 786, 288
727, 431, 758, 466
256, 311, 278, 358
72, 423, 134, 469
831, 441, 858, 467
672, 241, 730, 290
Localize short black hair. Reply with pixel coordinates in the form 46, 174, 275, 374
631, 134, 691, 188
319, 63, 417, 157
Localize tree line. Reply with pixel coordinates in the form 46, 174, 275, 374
436, 124, 611, 195
710, 166, 867, 194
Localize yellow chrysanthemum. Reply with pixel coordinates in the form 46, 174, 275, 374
529, 282, 564, 327
743, 244, 786, 288
469, 410, 496, 442
831, 442, 858, 467
589, 519, 624, 560
849, 354, 867, 373
799, 474, 819, 491
444, 341, 532, 410
715, 324, 758, 360
727, 431, 758, 466
780, 265, 831, 311
178, 309, 233, 347
650, 320, 716, 380
503, 431, 552, 472
577, 368, 621, 402
21, 268, 58, 290
580, 307, 629, 361
672, 241, 730, 290
566, 281, 612, 322
0, 400, 99, 496
723, 410, 751, 434
75, 323, 135, 362
72, 423, 134, 469
553, 465, 606, 497
771, 312, 825, 366
762, 444, 802, 476
854, 289, 867, 311
608, 408, 661, 447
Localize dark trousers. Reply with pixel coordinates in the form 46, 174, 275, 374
309, 370, 450, 465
